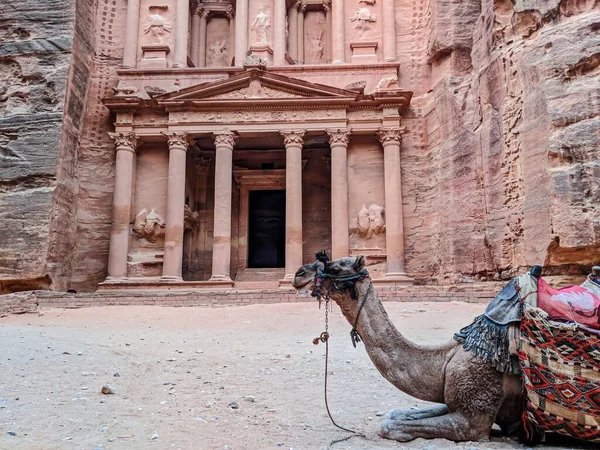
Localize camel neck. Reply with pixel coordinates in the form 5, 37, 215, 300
332, 280, 452, 403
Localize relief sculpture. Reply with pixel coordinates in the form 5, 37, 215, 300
207, 39, 229, 66
144, 6, 172, 44
307, 30, 324, 62
251, 5, 271, 45
350, 2, 377, 38
357, 204, 385, 239
133, 208, 166, 243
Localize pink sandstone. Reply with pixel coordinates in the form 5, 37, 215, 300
0, 0, 598, 295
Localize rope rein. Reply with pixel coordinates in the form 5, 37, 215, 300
310, 252, 370, 448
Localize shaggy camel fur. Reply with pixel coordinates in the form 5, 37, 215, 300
292, 255, 522, 442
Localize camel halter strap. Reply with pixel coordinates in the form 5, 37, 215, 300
310, 252, 370, 447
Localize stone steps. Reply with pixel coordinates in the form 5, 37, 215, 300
234, 268, 285, 282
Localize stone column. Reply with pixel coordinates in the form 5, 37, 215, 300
210, 131, 237, 282
161, 132, 189, 281
273, 0, 286, 65
382, 0, 397, 62
106, 132, 137, 280
227, 7, 235, 65
280, 130, 305, 280
123, 0, 141, 68
234, 0, 248, 66
297, 1, 305, 64
198, 8, 209, 67
327, 128, 350, 259
190, 5, 200, 67
288, 5, 297, 60
324, 1, 332, 63
331, 0, 344, 63
378, 127, 409, 279
173, 0, 190, 67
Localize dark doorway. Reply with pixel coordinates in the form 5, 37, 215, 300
248, 190, 286, 268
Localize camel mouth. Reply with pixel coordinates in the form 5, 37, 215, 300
292, 279, 315, 291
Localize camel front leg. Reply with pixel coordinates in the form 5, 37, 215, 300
386, 404, 449, 421
379, 411, 493, 442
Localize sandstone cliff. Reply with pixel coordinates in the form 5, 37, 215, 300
401, 0, 600, 283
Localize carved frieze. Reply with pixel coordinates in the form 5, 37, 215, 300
358, 204, 385, 239
210, 81, 298, 100
170, 109, 345, 124
133, 208, 166, 243
108, 131, 137, 151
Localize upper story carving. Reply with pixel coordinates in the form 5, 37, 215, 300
123, 0, 398, 71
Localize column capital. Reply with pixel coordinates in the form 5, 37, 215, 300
326, 128, 350, 147
197, 7, 210, 19
280, 129, 306, 148
226, 5, 235, 20
296, 0, 307, 13
377, 127, 407, 146
323, 0, 331, 14
213, 131, 238, 148
108, 131, 137, 152
162, 131, 191, 150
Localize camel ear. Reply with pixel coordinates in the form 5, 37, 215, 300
354, 255, 366, 271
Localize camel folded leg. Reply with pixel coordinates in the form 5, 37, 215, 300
379, 411, 492, 442
386, 404, 449, 421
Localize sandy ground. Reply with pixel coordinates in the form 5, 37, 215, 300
0, 302, 593, 450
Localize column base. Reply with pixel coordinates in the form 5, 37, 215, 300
383, 57, 398, 62
160, 276, 183, 283
103, 276, 128, 283
279, 277, 295, 289
209, 275, 233, 283
332, 59, 345, 64
384, 272, 413, 282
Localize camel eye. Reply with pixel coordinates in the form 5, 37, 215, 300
296, 268, 306, 276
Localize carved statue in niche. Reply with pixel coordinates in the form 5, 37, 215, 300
358, 204, 385, 239
207, 39, 229, 66
133, 208, 166, 243
144, 6, 172, 44
307, 30, 324, 62
251, 4, 271, 45
350, 2, 377, 38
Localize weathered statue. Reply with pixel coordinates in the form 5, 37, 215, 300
132, 208, 165, 243
251, 5, 271, 45
307, 30, 324, 62
350, 6, 377, 37
357, 204, 385, 239
207, 39, 229, 66
292, 255, 523, 442
143, 8, 172, 44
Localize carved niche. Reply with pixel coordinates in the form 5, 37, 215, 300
133, 208, 166, 243
357, 204, 385, 239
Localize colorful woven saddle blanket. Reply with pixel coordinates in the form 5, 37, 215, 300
520, 302, 600, 443
454, 274, 600, 374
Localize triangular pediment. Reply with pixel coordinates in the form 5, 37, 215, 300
154, 69, 359, 103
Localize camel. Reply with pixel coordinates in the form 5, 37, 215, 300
292, 255, 523, 443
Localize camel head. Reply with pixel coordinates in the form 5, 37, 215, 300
292, 254, 368, 297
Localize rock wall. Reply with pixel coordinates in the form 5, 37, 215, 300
0, 0, 81, 292
403, 0, 600, 283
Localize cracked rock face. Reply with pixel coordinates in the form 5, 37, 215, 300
403, 0, 599, 283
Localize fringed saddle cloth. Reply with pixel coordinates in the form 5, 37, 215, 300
455, 273, 600, 442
